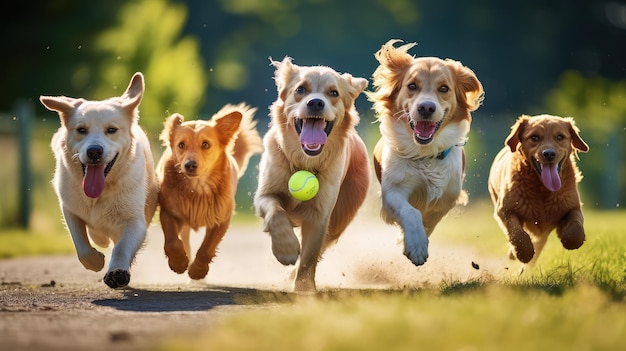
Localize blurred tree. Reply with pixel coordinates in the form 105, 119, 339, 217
94, 0, 207, 132
545, 71, 626, 208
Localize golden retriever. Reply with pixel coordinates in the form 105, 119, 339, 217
40, 72, 158, 288
157, 104, 263, 280
488, 114, 589, 263
367, 39, 484, 266
254, 57, 370, 292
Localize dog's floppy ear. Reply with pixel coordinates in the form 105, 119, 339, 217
446, 59, 484, 112
270, 56, 298, 102
506, 115, 531, 152
341, 73, 368, 100
39, 96, 85, 127
160, 113, 184, 147
566, 118, 589, 153
214, 111, 243, 146
121, 72, 145, 119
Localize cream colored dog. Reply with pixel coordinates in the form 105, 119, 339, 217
368, 40, 484, 266
40, 72, 158, 288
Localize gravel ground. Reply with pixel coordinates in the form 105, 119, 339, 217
0, 212, 508, 350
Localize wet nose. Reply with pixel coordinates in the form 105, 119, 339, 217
542, 149, 556, 162
417, 101, 437, 118
86, 145, 103, 162
184, 160, 197, 172
306, 98, 325, 112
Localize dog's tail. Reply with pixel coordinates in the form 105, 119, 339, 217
213, 103, 264, 178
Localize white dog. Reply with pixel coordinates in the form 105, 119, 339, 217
40, 72, 158, 288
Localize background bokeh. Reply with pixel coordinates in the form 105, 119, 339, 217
1, 0, 625, 231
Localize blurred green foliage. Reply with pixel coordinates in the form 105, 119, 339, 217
1, 0, 625, 231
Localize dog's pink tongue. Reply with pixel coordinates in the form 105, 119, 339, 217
83, 164, 106, 198
414, 121, 436, 139
300, 119, 327, 145
541, 163, 561, 192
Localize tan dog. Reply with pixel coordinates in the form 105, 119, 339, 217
157, 104, 262, 280
367, 39, 484, 266
254, 57, 370, 292
488, 114, 589, 263
40, 72, 158, 288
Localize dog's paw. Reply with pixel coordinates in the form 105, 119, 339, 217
188, 261, 209, 280
78, 249, 106, 272
103, 269, 130, 289
168, 254, 190, 274
559, 221, 585, 250
271, 231, 301, 265
510, 233, 534, 263
403, 232, 429, 266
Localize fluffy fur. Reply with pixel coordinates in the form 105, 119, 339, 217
157, 103, 263, 280
254, 57, 370, 292
488, 114, 589, 263
40, 72, 158, 289
367, 39, 484, 266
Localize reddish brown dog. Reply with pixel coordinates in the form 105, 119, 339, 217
157, 104, 263, 280
488, 114, 589, 264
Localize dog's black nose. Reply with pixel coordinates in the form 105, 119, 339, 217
86, 145, 103, 162
184, 160, 197, 172
542, 149, 556, 161
306, 98, 325, 112
417, 101, 437, 118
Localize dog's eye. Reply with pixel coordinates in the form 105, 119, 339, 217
328, 90, 339, 98
529, 135, 540, 142
106, 127, 118, 134
178, 142, 185, 149
76, 127, 87, 135
439, 85, 449, 93
296, 86, 306, 94
202, 141, 210, 149
556, 134, 565, 141
407, 83, 418, 91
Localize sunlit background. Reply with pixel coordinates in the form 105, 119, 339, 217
1, 0, 624, 233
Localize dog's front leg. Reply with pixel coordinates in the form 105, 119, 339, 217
104, 219, 147, 288
188, 220, 230, 280
256, 196, 300, 265
557, 208, 586, 250
382, 188, 429, 266
62, 207, 105, 272
496, 208, 534, 263
295, 219, 328, 292
160, 209, 190, 274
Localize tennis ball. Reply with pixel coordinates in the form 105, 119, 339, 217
288, 170, 319, 201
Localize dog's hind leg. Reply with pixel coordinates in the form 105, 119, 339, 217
63, 207, 105, 272
188, 220, 230, 280
104, 219, 147, 288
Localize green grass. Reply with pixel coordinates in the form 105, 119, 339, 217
162, 285, 625, 351
160, 203, 626, 351
0, 228, 75, 258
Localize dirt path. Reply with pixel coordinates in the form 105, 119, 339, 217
0, 211, 509, 350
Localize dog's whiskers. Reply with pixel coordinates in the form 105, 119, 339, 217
393, 110, 409, 121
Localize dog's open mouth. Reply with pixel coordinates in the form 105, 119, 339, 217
409, 118, 444, 145
295, 117, 334, 156
81, 153, 118, 198
532, 158, 563, 192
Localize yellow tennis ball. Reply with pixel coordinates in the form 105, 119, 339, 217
288, 170, 319, 201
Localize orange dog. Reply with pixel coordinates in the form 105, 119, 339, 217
367, 39, 484, 266
254, 57, 370, 292
157, 104, 263, 279
488, 114, 589, 264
